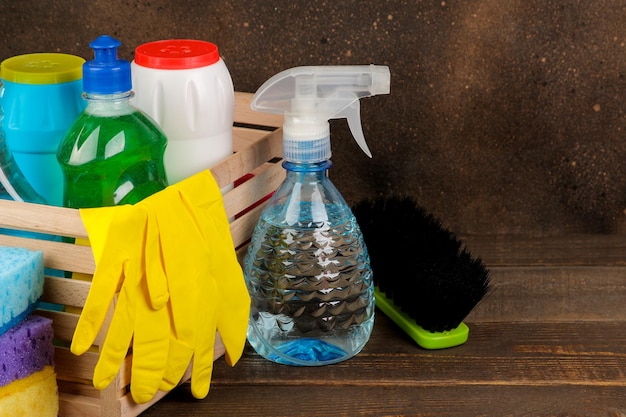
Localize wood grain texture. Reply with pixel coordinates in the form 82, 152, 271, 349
462, 234, 626, 267
0, 199, 87, 237
141, 317, 626, 416
211, 127, 282, 190
140, 234, 626, 416
233, 92, 283, 128
142, 384, 626, 417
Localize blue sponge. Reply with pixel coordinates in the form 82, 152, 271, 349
0, 246, 44, 336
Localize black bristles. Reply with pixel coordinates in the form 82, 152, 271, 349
352, 195, 491, 333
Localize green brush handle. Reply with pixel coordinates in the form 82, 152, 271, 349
374, 287, 469, 349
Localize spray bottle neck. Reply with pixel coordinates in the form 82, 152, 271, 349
282, 160, 332, 173
283, 119, 331, 164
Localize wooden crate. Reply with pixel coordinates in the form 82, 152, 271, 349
0, 92, 284, 417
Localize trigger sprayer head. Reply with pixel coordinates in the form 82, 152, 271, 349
251, 65, 390, 163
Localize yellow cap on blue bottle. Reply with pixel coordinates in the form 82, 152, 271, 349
0, 53, 84, 85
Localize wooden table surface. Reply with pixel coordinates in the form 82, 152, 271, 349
141, 234, 626, 416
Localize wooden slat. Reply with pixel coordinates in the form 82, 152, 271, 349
140, 317, 626, 417
42, 276, 92, 307
0, 199, 86, 237
58, 380, 101, 399
222, 161, 283, 219
233, 92, 283, 128
59, 392, 102, 417
55, 347, 100, 382
101, 378, 122, 417
460, 234, 626, 323
0, 233, 95, 273
462, 233, 626, 267
37, 309, 80, 342
143, 384, 626, 417
211, 128, 282, 190
229, 203, 268, 250
207, 320, 626, 388
118, 393, 164, 417
235, 243, 250, 266
232, 126, 276, 152
468, 265, 626, 323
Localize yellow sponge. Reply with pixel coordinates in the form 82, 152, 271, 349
0, 366, 58, 417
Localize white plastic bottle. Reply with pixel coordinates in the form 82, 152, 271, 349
131, 39, 234, 185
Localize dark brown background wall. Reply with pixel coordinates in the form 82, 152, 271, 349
1, 1, 625, 236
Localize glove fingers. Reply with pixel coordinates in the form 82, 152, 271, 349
211, 236, 249, 365
129, 287, 170, 404
215, 284, 249, 366
92, 285, 136, 390
159, 336, 194, 392
190, 306, 218, 400
175, 173, 250, 365
154, 195, 205, 343
189, 273, 219, 400
141, 176, 243, 400
124, 210, 171, 404
201, 198, 250, 366
144, 207, 169, 310
147, 190, 210, 392
91, 207, 150, 393
70, 265, 123, 356
72, 206, 138, 356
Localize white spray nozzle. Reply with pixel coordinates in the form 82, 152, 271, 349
251, 65, 390, 163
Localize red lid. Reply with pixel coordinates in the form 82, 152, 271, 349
134, 39, 220, 69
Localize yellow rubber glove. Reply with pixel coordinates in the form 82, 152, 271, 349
71, 169, 249, 402
138, 187, 220, 398
71, 205, 170, 404
172, 170, 250, 368
136, 170, 249, 399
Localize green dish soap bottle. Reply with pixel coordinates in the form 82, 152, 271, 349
244, 65, 391, 366
57, 35, 168, 208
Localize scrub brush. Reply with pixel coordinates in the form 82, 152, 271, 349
352, 195, 491, 349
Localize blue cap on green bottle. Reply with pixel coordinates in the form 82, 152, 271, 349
83, 35, 131, 95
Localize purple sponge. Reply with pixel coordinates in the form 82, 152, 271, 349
0, 315, 54, 388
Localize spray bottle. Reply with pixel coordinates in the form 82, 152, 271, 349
244, 65, 391, 366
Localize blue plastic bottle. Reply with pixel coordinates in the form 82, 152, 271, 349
0, 126, 46, 204
244, 65, 391, 365
57, 35, 168, 208
0, 53, 85, 206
